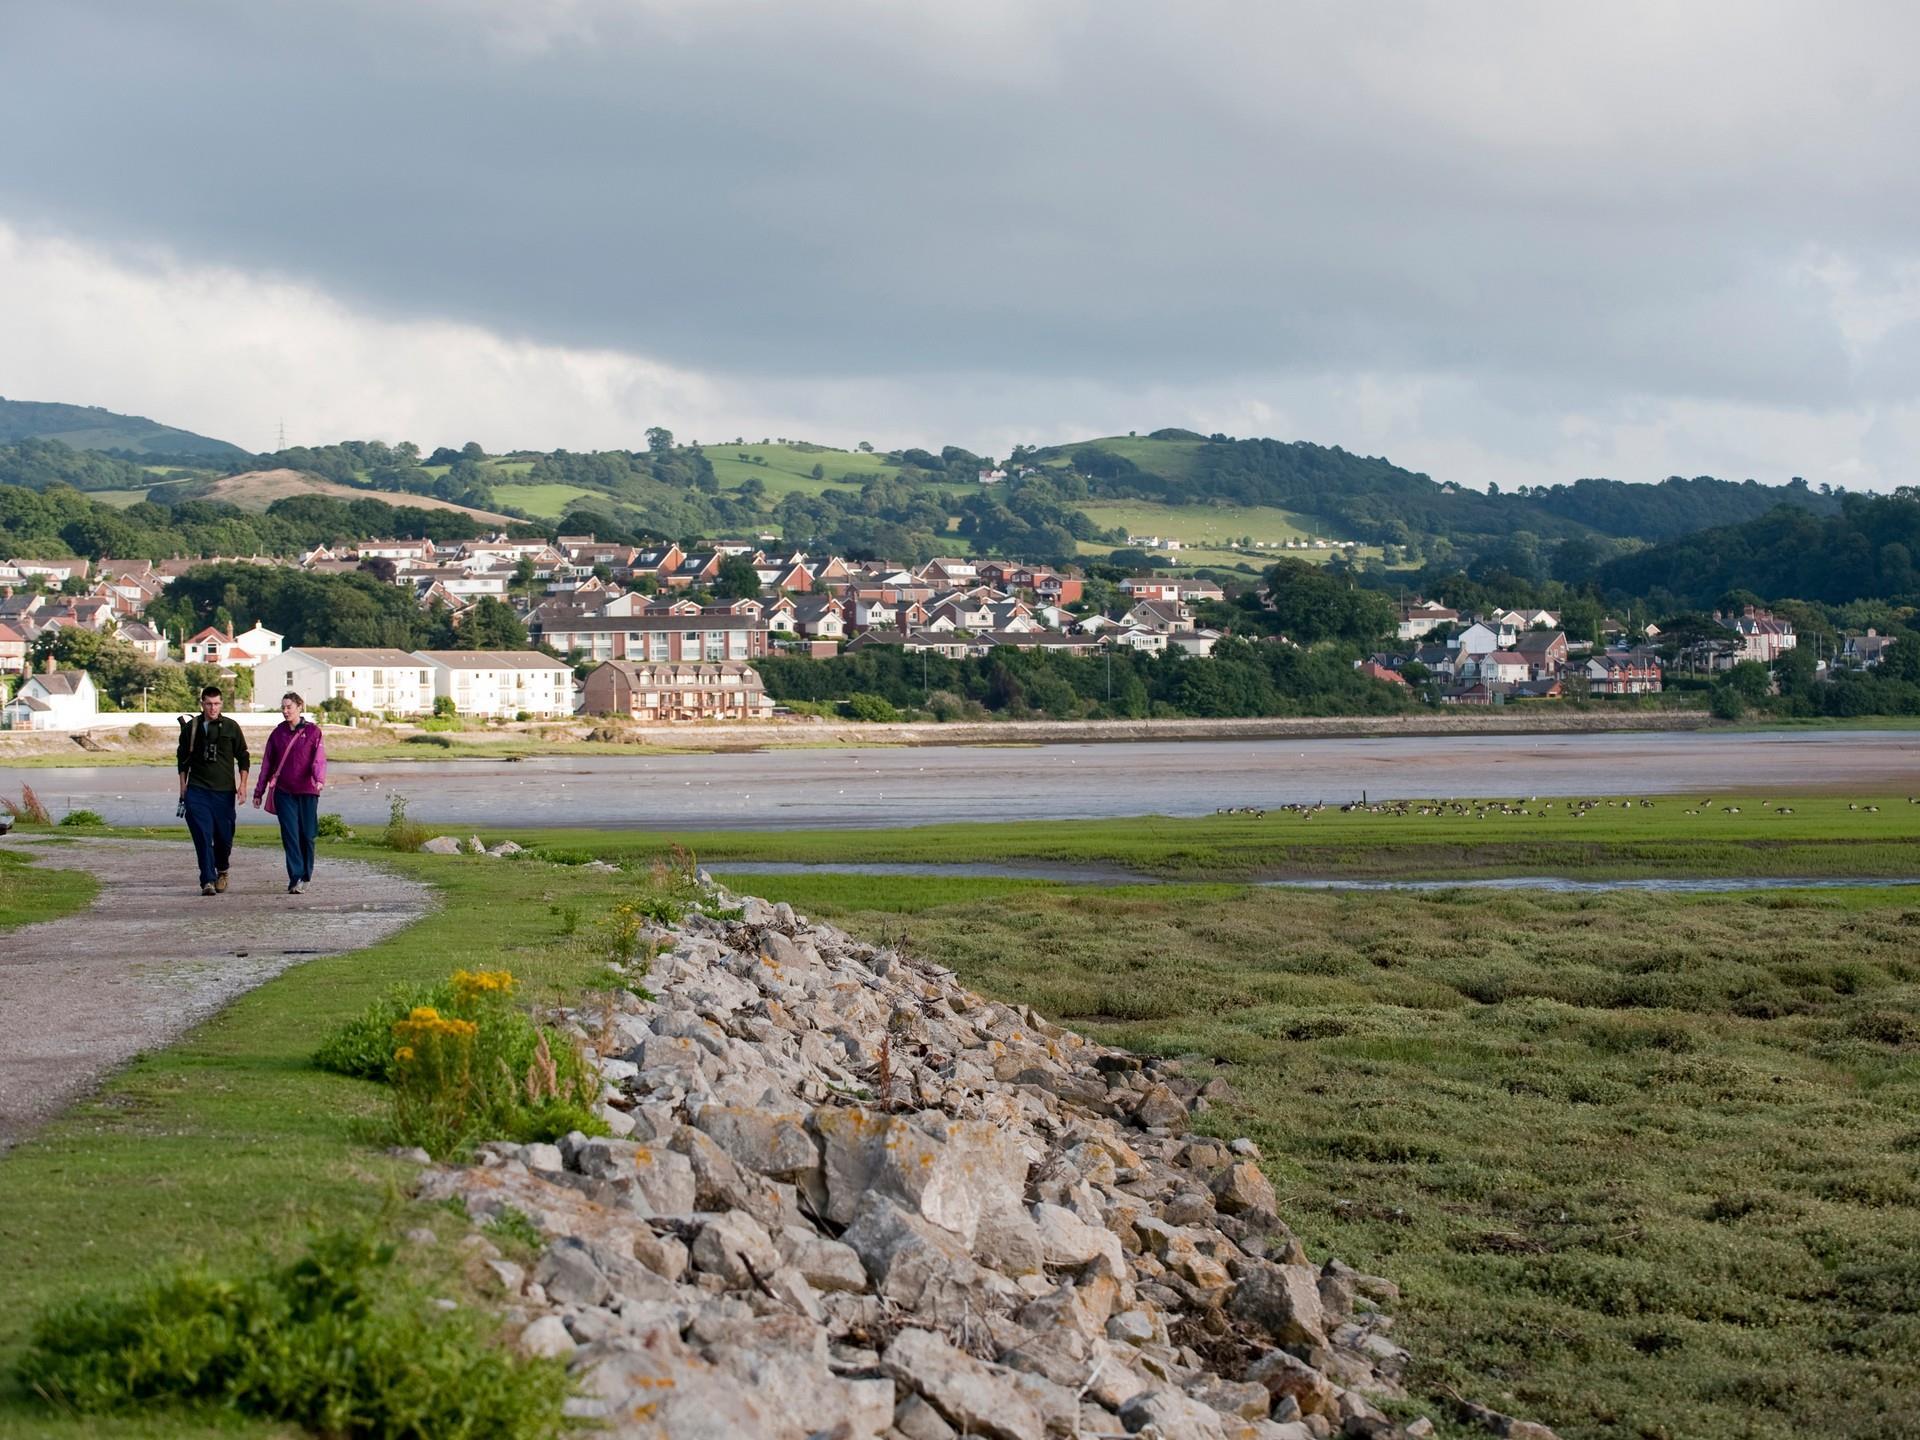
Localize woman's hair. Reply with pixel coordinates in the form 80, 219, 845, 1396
281, 691, 304, 707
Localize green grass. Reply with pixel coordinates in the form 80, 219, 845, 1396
706, 442, 913, 500
0, 841, 639, 1438
0, 847, 99, 930
729, 872, 1920, 1440
487, 482, 601, 519
1040, 434, 1214, 484
525, 794, 1920, 882
1076, 498, 1319, 547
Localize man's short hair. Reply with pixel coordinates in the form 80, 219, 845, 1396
200, 685, 223, 701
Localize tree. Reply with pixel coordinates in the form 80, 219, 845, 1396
716, 554, 762, 601
645, 427, 674, 455
453, 597, 530, 651
1721, 660, 1773, 703
1258, 560, 1396, 648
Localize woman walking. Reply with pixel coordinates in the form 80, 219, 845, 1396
251, 692, 327, 894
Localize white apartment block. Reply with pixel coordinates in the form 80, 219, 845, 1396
275, 648, 435, 717
414, 650, 576, 719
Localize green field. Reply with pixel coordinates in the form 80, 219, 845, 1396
87, 488, 155, 509
513, 794, 1920, 882
1076, 497, 1319, 547
714, 870, 1920, 1440
488, 481, 603, 518
1040, 433, 1214, 484
707, 441, 913, 500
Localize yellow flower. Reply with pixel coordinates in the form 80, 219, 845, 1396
450, 969, 516, 1006
394, 1045, 416, 1063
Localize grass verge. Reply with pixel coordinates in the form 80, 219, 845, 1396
0, 840, 638, 1439
0, 847, 99, 931
713, 870, 1920, 1440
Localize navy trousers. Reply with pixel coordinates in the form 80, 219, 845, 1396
275, 792, 319, 884
183, 784, 236, 886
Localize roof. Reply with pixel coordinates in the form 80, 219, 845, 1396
1485, 651, 1528, 664
1514, 630, 1566, 653
287, 648, 431, 666
413, 650, 573, 671
26, 671, 88, 695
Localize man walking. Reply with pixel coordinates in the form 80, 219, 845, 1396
176, 685, 249, 897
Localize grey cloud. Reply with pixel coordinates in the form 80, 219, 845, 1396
3, 0, 1919, 454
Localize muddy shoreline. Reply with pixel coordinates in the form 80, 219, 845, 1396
0, 707, 1716, 767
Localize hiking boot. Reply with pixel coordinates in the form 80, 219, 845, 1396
287, 881, 299, 895
214, 871, 229, 893
201, 882, 217, 896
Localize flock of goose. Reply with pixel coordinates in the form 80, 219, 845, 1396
1208, 796, 1915, 821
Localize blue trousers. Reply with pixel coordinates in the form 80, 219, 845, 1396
275, 792, 319, 884
183, 785, 236, 887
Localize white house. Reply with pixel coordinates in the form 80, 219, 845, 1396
1451, 622, 1501, 657
414, 650, 576, 719
2, 668, 98, 731
1465, 650, 1530, 684
234, 621, 284, 666
274, 648, 436, 717
1169, 628, 1223, 657
1111, 627, 1168, 653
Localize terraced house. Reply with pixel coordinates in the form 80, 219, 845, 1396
578, 659, 773, 722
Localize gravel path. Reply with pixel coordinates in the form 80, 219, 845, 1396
0, 835, 431, 1151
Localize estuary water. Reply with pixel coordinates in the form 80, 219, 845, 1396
3, 728, 1918, 830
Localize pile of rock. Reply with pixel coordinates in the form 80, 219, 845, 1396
418, 885, 1558, 1440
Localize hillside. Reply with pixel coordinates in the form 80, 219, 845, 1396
1597, 491, 1920, 606
1042, 432, 1845, 552
193, 469, 517, 523
0, 397, 246, 459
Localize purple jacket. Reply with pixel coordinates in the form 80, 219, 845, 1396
253, 720, 327, 800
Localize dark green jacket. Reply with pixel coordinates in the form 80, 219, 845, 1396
177, 714, 250, 792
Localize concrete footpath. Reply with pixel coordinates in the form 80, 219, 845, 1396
0, 835, 431, 1151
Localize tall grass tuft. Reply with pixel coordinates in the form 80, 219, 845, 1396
382, 793, 429, 853
1, 784, 52, 826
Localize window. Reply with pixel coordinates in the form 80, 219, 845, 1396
649, 630, 670, 661
728, 630, 748, 658
705, 630, 727, 660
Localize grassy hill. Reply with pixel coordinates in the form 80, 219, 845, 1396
706, 442, 911, 499
0, 397, 246, 459
195, 469, 517, 523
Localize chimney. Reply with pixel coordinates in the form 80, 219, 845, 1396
43, 654, 56, 675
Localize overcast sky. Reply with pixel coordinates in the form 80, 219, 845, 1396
3, 0, 1918, 489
